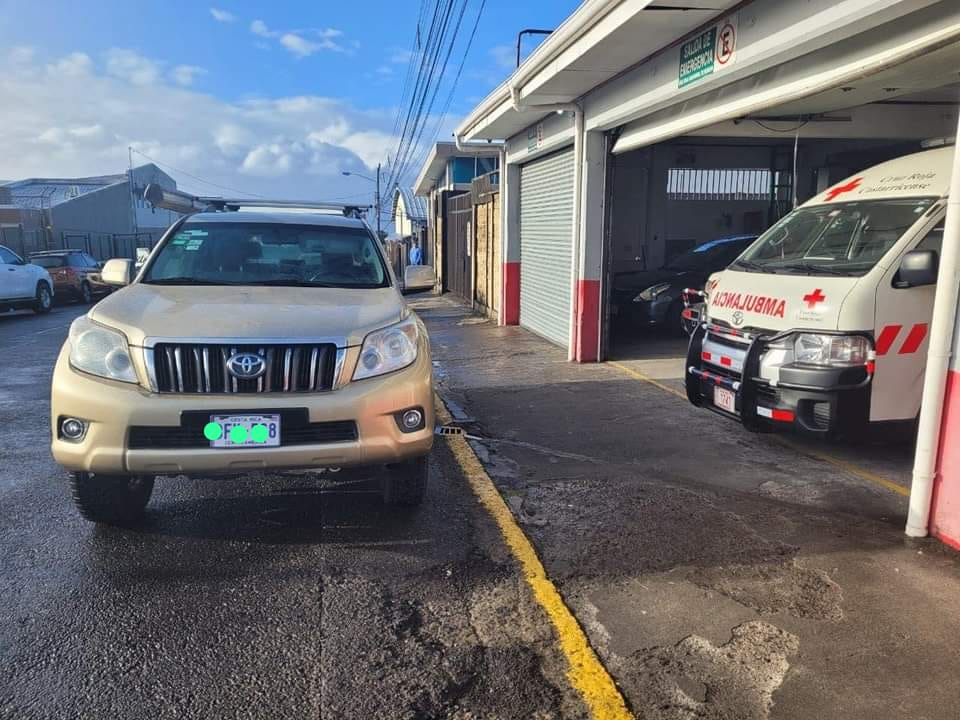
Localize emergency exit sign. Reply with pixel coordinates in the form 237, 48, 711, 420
678, 15, 737, 88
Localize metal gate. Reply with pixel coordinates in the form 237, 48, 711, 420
445, 192, 472, 301
519, 147, 575, 348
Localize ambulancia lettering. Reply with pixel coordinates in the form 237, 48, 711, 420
711, 290, 786, 318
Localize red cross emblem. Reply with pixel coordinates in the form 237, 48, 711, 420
825, 177, 862, 201
803, 288, 826, 309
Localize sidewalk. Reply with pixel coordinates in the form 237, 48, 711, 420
417, 294, 960, 720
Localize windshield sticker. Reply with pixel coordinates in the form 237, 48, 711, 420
825, 172, 939, 201
172, 230, 208, 246
711, 291, 786, 318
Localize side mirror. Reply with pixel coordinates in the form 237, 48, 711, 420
895, 250, 938, 288
403, 264, 435, 295
101, 258, 134, 287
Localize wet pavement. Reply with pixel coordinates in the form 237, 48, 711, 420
0, 304, 582, 719
426, 295, 960, 720
3, 296, 960, 720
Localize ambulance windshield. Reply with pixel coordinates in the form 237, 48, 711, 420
732, 198, 935, 277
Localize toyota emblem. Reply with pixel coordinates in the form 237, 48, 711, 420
732, 311, 744, 327
227, 352, 266, 379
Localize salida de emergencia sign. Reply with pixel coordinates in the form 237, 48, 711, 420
678, 15, 737, 88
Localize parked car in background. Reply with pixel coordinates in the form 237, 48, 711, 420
1, 244, 54, 314
29, 250, 111, 305
611, 235, 758, 335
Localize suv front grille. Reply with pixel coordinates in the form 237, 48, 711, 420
151, 343, 339, 394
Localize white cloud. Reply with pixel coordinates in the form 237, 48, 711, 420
171, 64, 206, 87
280, 33, 321, 58
47, 52, 92, 77
251, 20, 345, 56
68, 124, 104, 139
0, 47, 404, 201
389, 49, 413, 65
250, 19, 276, 38
209, 7, 236, 23
105, 48, 160, 85
375, 65, 393, 76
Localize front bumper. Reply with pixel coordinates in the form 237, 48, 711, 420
612, 293, 673, 327
685, 324, 871, 437
50, 344, 434, 475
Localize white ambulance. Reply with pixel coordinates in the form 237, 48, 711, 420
686, 145, 952, 437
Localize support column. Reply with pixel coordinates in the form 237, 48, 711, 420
500, 159, 521, 326
573, 130, 606, 362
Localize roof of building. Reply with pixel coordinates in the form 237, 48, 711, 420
3, 172, 127, 210
413, 141, 501, 197
393, 187, 427, 224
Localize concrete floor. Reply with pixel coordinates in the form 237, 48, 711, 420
424, 294, 960, 720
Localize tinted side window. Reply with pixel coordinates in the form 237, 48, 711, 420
68, 255, 86, 268
0, 247, 19, 264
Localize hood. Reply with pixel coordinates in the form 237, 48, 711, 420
613, 268, 706, 293
89, 283, 405, 347
706, 270, 862, 332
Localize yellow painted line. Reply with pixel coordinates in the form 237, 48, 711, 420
607, 360, 687, 401
435, 396, 633, 720
606, 360, 911, 498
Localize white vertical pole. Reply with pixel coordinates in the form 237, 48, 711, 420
906, 123, 960, 537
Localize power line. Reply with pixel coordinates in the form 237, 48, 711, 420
129, 148, 265, 198
407, 0, 488, 179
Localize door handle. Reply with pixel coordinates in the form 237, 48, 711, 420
6, 267, 15, 271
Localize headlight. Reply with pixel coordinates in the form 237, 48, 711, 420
794, 334, 870, 366
353, 316, 419, 380
68, 316, 138, 383
635, 282, 671, 302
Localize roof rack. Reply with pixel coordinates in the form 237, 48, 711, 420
143, 184, 371, 218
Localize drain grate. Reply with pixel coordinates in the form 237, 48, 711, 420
434, 424, 465, 437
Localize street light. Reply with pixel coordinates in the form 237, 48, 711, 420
342, 165, 382, 239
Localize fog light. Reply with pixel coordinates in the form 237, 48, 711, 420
398, 408, 425, 433
60, 417, 87, 441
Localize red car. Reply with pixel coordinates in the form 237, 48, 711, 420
29, 250, 111, 304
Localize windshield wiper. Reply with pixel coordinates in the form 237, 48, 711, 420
143, 277, 231, 285
730, 260, 770, 273
779, 263, 856, 276
253, 279, 343, 287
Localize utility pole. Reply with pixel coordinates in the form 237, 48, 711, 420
375, 162, 382, 240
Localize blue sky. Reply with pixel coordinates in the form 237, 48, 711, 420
0, 0, 578, 210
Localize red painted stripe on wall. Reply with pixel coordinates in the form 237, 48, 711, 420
875, 324, 902, 356
932, 369, 960, 548
575, 279, 601, 363
899, 323, 929, 355
502, 262, 520, 326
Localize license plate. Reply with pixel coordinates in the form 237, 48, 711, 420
713, 387, 736, 414
208, 414, 281, 448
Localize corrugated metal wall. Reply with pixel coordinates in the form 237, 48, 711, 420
519, 147, 575, 348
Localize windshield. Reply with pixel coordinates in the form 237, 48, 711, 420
31, 256, 67, 268
666, 239, 752, 272
732, 198, 934, 276
142, 222, 389, 288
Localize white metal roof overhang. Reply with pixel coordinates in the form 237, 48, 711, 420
456, 0, 742, 142
611, 1, 960, 153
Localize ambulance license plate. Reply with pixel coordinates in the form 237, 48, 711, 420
713, 387, 736, 414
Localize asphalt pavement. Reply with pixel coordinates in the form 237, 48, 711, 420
0, 303, 584, 719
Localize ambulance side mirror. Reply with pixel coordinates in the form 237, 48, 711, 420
895, 250, 938, 288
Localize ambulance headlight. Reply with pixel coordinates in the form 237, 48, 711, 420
794, 334, 870, 366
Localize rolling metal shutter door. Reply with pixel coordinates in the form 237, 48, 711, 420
519, 147, 575, 348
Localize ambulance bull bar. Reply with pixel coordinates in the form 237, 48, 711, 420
686, 322, 876, 432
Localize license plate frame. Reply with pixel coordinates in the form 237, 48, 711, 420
209, 414, 281, 448
713, 387, 736, 414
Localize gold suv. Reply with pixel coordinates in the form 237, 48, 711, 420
50, 190, 436, 524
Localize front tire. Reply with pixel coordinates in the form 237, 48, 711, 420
70, 472, 154, 525
33, 282, 52, 314
381, 456, 428, 507
78, 281, 93, 304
